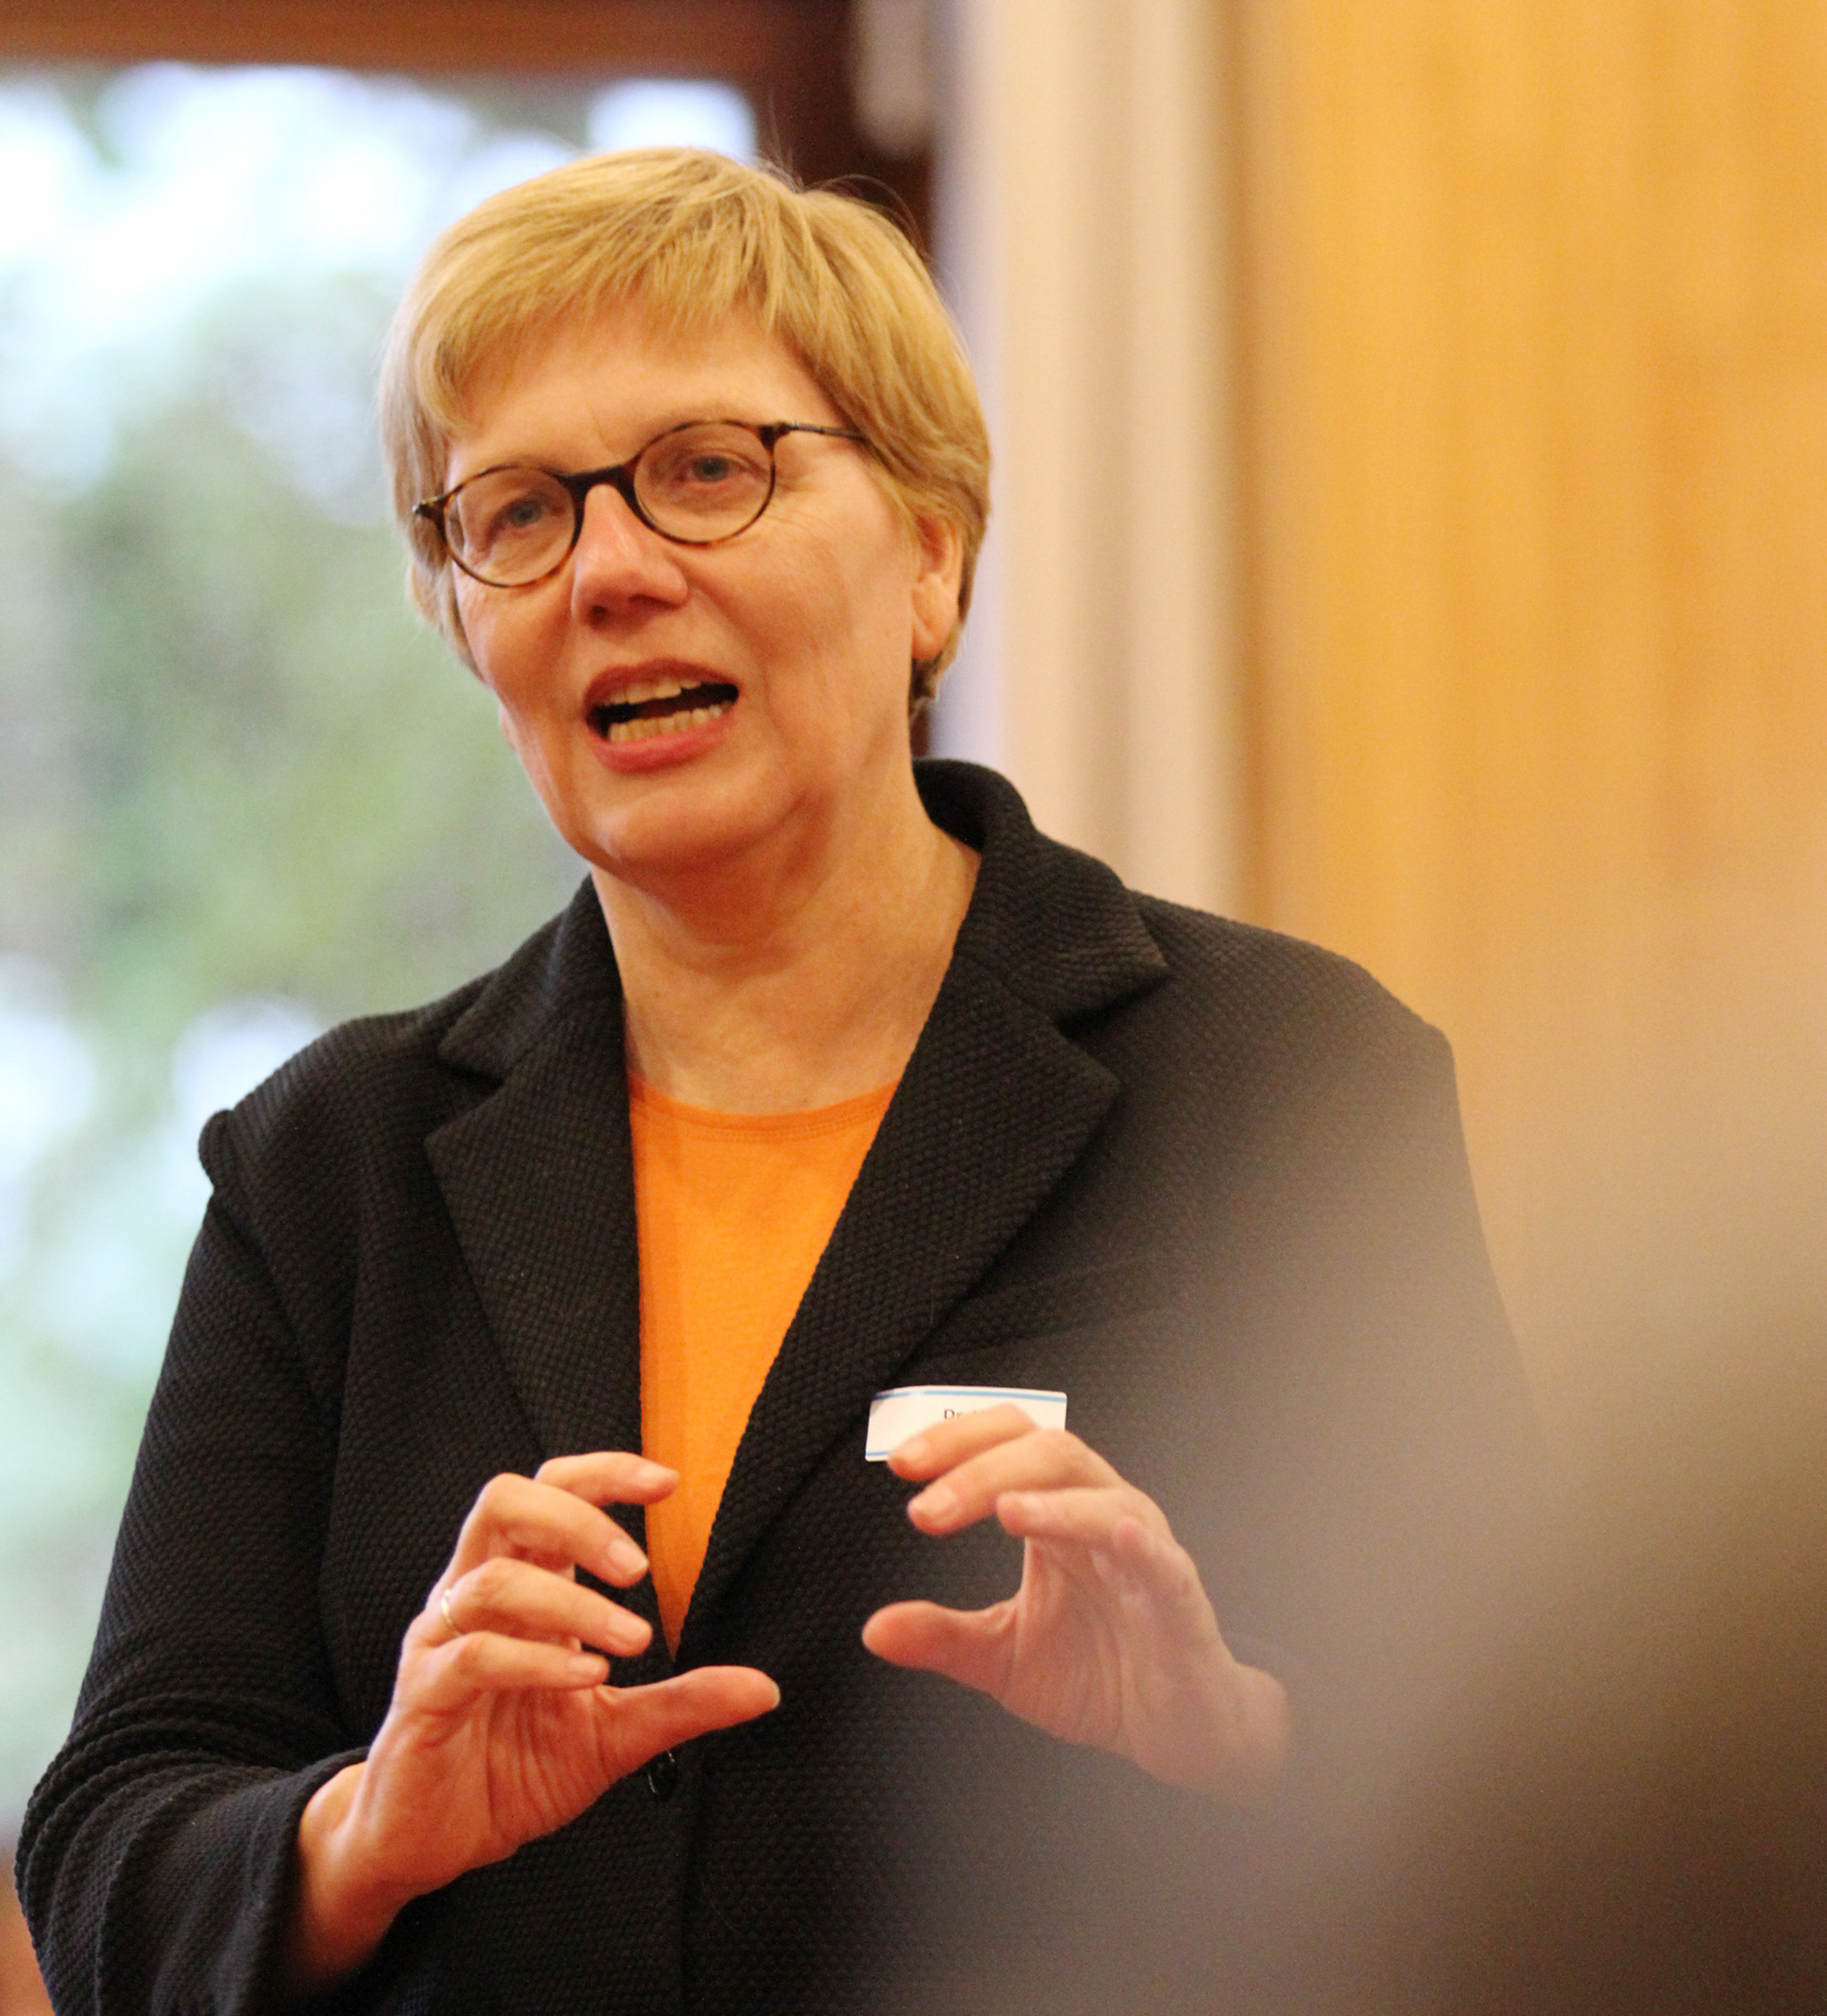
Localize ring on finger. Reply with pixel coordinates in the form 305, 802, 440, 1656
440, 1588, 463, 1640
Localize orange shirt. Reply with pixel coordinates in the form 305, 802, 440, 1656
630, 1075, 895, 1652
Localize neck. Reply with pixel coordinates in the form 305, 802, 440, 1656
594, 764, 979, 1113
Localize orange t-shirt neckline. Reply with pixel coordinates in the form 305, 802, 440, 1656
629, 1075, 897, 1652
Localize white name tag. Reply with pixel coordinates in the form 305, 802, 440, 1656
865, 1384, 1068, 1461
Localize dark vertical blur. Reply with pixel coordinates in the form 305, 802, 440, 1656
1330, 1326, 1827, 2015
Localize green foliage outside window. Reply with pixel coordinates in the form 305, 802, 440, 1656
0, 62, 758, 1830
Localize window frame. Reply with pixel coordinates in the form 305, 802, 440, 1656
0, 0, 931, 243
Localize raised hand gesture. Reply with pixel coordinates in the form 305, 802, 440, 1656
862, 1408, 1288, 1800
285, 1453, 778, 1998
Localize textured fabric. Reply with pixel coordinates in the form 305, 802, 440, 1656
17, 761, 1542, 2016
631, 1076, 895, 1649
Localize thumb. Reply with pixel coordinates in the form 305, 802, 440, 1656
604, 1665, 781, 1778
861, 1599, 1013, 1700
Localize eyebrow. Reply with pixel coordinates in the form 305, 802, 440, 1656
444, 404, 782, 485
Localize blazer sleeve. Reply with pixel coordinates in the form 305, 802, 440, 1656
16, 1111, 365, 2016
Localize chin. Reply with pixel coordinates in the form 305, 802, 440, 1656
571, 780, 799, 887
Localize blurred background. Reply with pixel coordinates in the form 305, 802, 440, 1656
2, 0, 1825, 2002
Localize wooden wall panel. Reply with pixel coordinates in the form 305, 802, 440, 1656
1235, 0, 1827, 1446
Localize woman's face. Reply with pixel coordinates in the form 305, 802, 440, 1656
444, 306, 962, 889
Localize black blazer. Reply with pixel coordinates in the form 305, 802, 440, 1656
20, 763, 1538, 2016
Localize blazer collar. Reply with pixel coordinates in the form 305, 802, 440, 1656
432, 761, 1169, 1083
916, 759, 1168, 1020
437, 872, 620, 1084
424, 762, 1170, 1659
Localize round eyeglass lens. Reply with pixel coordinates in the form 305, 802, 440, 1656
636, 424, 774, 540
445, 468, 574, 585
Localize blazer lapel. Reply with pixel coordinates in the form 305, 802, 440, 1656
678, 761, 1171, 1663
679, 962, 1117, 1660
426, 887, 642, 1468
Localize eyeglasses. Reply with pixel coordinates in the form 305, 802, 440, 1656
414, 418, 870, 588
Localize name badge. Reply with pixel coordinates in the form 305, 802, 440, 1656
865, 1384, 1068, 1461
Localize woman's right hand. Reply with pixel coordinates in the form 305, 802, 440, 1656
283, 1451, 779, 1999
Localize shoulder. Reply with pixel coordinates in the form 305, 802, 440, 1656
203, 979, 484, 1192
1127, 892, 1446, 1066
1070, 897, 1460, 1206
196, 896, 584, 1219
923, 757, 1443, 1065
921, 758, 1454, 1135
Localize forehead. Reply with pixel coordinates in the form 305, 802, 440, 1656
447, 304, 837, 478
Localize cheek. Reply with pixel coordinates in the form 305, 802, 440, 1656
452, 581, 499, 679
756, 519, 916, 683
455, 586, 542, 706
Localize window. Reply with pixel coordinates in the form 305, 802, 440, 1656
0, 1, 932, 1846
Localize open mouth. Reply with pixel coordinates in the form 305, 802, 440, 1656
587, 675, 740, 745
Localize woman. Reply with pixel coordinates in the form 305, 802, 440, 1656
20, 151, 1537, 2015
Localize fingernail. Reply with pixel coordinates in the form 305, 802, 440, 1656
911, 1483, 955, 1523
896, 1434, 930, 1467
609, 1535, 648, 1577
569, 1653, 608, 1683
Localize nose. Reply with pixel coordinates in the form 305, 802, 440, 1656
567, 481, 690, 620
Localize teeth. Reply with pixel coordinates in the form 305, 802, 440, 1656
617, 675, 687, 706
606, 700, 732, 745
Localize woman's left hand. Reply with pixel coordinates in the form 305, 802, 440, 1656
861, 1406, 1290, 1801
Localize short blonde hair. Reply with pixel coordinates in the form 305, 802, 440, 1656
379, 147, 990, 714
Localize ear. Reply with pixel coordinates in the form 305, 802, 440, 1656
909, 514, 964, 665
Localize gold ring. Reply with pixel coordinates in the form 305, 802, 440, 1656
440, 1589, 462, 1639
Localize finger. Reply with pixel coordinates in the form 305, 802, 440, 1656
905, 1429, 1121, 1534
886, 1403, 1042, 1482
448, 1471, 653, 1587
600, 1666, 781, 1777
432, 1556, 651, 1658
535, 1451, 679, 1508
860, 1599, 1014, 1700
994, 1484, 1170, 1552
411, 1632, 611, 1711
